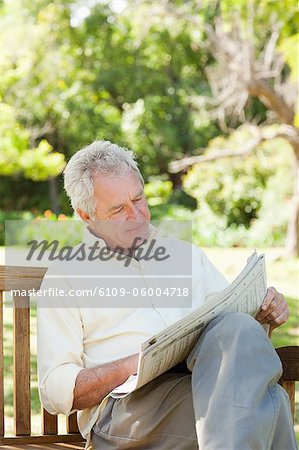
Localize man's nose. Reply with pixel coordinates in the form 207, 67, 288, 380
126, 204, 140, 221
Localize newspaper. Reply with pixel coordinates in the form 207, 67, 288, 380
112, 250, 267, 397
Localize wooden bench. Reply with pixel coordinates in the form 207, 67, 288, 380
0, 265, 298, 448
0, 266, 85, 449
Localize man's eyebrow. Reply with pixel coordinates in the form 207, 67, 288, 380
133, 189, 144, 199
107, 202, 125, 214
107, 189, 144, 214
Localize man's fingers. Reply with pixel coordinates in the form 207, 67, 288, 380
262, 287, 276, 310
268, 309, 289, 330
259, 301, 289, 329
256, 300, 277, 321
259, 301, 285, 323
256, 288, 283, 321
255, 286, 288, 331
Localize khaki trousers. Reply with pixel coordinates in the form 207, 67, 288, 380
91, 313, 298, 450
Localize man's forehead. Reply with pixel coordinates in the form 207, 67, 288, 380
93, 170, 144, 206
93, 170, 142, 190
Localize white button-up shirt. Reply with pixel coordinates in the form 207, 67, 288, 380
37, 224, 229, 445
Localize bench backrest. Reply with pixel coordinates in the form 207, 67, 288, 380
0, 265, 83, 446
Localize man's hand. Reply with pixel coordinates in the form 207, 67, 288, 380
255, 286, 289, 332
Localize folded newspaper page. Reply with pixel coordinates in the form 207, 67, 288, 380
111, 250, 267, 398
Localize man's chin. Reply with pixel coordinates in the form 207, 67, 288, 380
124, 226, 149, 249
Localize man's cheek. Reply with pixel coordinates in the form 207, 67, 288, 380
142, 205, 151, 220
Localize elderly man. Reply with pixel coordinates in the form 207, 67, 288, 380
37, 141, 297, 450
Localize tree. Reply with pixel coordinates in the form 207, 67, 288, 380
144, 0, 299, 255
1, 0, 297, 249
0, 1, 73, 210
72, 1, 219, 185
165, 1, 299, 256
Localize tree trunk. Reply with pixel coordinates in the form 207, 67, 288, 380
169, 171, 183, 191
285, 143, 299, 257
48, 177, 60, 214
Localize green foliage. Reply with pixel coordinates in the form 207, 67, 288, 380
279, 33, 299, 126
219, 0, 299, 40
20, 140, 65, 181
187, 158, 269, 228
0, 104, 30, 176
279, 34, 299, 82
184, 128, 275, 228
149, 135, 293, 248
144, 180, 172, 206
150, 203, 193, 222
150, 200, 289, 249
0, 103, 65, 180
0, 0, 297, 256
0, 210, 34, 245
1, 210, 83, 247
12, 218, 83, 248
168, 190, 198, 210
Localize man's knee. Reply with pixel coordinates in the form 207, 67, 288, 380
204, 312, 281, 369
187, 313, 258, 370
188, 312, 282, 380
207, 312, 262, 338
188, 312, 272, 366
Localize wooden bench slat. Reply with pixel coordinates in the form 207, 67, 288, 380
13, 295, 31, 436
281, 380, 295, 421
0, 266, 47, 291
276, 346, 299, 381
42, 409, 58, 435
0, 292, 4, 437
66, 414, 80, 435
0, 444, 85, 450
0, 434, 84, 445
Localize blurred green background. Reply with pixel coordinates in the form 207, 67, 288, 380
0, 0, 298, 439
0, 0, 298, 254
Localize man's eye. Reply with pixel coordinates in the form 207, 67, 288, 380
113, 207, 123, 215
134, 197, 142, 202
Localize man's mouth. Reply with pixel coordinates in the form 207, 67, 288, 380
126, 225, 142, 232
126, 223, 147, 232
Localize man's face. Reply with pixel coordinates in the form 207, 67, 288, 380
85, 169, 151, 251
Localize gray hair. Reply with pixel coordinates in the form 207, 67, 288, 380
63, 140, 144, 218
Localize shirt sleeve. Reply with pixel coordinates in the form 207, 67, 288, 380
36, 265, 84, 415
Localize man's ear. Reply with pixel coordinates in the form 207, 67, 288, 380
76, 208, 91, 223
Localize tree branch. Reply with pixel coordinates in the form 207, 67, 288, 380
169, 136, 261, 173
168, 125, 299, 173
248, 79, 294, 125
